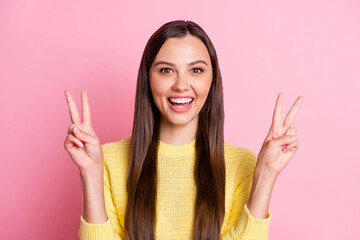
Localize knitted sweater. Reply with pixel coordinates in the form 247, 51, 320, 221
79, 136, 271, 239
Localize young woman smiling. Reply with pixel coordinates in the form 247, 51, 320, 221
64, 20, 303, 240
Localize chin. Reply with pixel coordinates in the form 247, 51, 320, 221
163, 113, 198, 127
168, 117, 194, 126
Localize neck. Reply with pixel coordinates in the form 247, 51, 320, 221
159, 116, 198, 145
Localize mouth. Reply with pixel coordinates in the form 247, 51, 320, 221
167, 97, 194, 108
167, 96, 194, 113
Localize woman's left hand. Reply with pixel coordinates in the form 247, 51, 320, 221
256, 93, 304, 178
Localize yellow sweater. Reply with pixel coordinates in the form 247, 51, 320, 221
79, 137, 271, 239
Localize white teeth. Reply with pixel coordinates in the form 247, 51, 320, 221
169, 98, 193, 104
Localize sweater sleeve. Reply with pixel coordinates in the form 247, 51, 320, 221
221, 177, 271, 239
221, 203, 271, 240
78, 145, 124, 240
221, 149, 272, 240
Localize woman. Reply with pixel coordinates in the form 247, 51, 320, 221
64, 20, 303, 240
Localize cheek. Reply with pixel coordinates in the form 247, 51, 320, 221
195, 77, 212, 100
149, 77, 167, 104
150, 82, 162, 97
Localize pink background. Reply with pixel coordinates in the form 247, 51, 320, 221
1, 0, 359, 239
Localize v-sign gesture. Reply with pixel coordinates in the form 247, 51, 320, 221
257, 93, 304, 177
64, 90, 103, 173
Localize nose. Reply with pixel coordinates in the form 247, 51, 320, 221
172, 72, 190, 92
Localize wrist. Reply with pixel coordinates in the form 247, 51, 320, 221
79, 165, 104, 197
79, 165, 107, 223
254, 164, 279, 182
247, 166, 277, 219
79, 164, 103, 180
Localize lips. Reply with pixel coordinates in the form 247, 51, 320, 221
167, 96, 194, 113
168, 98, 194, 106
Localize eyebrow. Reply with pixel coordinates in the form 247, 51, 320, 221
153, 60, 208, 67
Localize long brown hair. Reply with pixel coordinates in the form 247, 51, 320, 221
125, 20, 225, 240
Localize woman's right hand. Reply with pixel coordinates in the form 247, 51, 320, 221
64, 90, 103, 174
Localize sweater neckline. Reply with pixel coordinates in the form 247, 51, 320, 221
158, 139, 196, 156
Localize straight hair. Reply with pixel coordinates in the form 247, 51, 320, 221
125, 20, 225, 240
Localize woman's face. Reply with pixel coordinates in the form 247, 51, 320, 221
149, 35, 213, 128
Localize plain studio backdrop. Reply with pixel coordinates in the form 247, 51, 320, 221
1, 0, 359, 239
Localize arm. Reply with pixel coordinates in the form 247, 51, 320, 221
247, 167, 277, 219
221, 157, 271, 240
222, 93, 304, 239
80, 167, 107, 224
79, 146, 124, 240
247, 93, 304, 218
63, 90, 124, 239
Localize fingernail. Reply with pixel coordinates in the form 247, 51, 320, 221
287, 128, 296, 134
73, 126, 79, 132
79, 142, 84, 147
291, 135, 297, 139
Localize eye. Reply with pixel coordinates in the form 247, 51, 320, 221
191, 68, 204, 74
159, 68, 173, 74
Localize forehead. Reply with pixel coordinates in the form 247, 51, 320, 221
154, 35, 211, 64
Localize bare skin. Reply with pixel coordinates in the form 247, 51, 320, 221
247, 93, 304, 218
64, 90, 304, 224
64, 90, 107, 223
64, 36, 304, 223
63, 37, 304, 224
149, 35, 213, 145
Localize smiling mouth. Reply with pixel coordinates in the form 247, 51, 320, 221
168, 98, 194, 108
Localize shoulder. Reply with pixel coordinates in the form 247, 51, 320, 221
224, 141, 258, 179
101, 136, 132, 168
101, 136, 132, 153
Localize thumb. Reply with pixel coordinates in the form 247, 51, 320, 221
269, 134, 298, 148
285, 126, 297, 136
72, 126, 99, 145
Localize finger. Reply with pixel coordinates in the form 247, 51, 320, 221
72, 126, 99, 145
283, 96, 304, 130
64, 90, 81, 125
82, 90, 92, 124
281, 127, 297, 152
271, 93, 284, 130
282, 130, 298, 151
68, 123, 76, 134
269, 134, 297, 148
65, 133, 84, 148
290, 146, 298, 153
283, 145, 298, 153
68, 123, 83, 134
285, 126, 297, 136
283, 140, 298, 153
